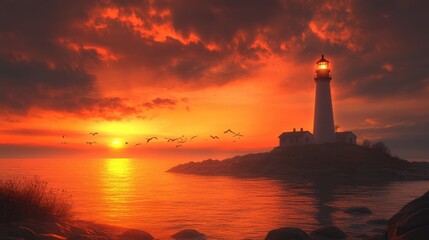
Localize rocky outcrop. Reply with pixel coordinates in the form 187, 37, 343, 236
168, 144, 429, 181
265, 227, 312, 240
0, 221, 156, 240
117, 229, 154, 240
171, 229, 206, 240
386, 191, 429, 240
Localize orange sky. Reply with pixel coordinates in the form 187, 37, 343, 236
1, 0, 429, 160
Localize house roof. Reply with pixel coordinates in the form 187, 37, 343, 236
335, 131, 357, 138
279, 131, 312, 138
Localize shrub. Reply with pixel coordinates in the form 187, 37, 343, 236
361, 140, 392, 156
0, 176, 72, 223
370, 141, 391, 156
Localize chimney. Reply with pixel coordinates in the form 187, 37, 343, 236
293, 128, 296, 132
300, 128, 303, 132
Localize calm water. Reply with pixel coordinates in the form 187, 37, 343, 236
0, 157, 428, 239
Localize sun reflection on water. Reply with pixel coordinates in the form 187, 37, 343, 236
102, 158, 135, 219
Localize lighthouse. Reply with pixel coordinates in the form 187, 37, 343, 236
313, 55, 335, 144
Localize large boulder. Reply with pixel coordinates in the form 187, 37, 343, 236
310, 226, 347, 239
386, 191, 429, 240
117, 229, 154, 240
171, 229, 206, 240
265, 227, 312, 240
8, 226, 40, 240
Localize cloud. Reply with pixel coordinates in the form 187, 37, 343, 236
143, 97, 177, 109
1, 0, 429, 119
352, 122, 429, 160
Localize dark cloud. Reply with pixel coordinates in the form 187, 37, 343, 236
1, 0, 429, 118
143, 97, 177, 109
0, 54, 95, 114
353, 122, 429, 160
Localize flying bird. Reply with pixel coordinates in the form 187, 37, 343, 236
86, 141, 96, 145
210, 135, 219, 139
89, 132, 98, 136
62, 135, 65, 139
125, 142, 129, 145
135, 143, 142, 147
60, 142, 68, 144
190, 135, 198, 141
224, 129, 237, 135
176, 144, 182, 148
146, 137, 158, 143
233, 132, 244, 138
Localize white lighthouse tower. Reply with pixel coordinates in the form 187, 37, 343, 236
313, 55, 335, 144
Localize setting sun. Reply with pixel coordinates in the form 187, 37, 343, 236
111, 139, 123, 149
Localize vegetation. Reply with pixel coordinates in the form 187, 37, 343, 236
0, 176, 72, 223
361, 139, 391, 156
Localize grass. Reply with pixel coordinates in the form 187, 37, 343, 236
0, 176, 72, 223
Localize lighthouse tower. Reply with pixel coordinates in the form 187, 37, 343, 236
313, 55, 335, 144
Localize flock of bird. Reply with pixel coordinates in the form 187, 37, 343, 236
59, 129, 244, 148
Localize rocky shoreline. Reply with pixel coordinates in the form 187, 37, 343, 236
1, 191, 428, 240
168, 144, 429, 182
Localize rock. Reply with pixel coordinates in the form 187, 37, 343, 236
0, 237, 26, 240
344, 207, 372, 215
367, 234, 385, 240
386, 191, 429, 240
310, 226, 347, 239
171, 229, 206, 240
38, 234, 67, 240
9, 226, 40, 240
117, 229, 154, 240
69, 236, 115, 240
353, 233, 369, 239
265, 227, 312, 240
366, 219, 388, 226
397, 227, 429, 240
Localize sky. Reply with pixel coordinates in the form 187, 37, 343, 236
0, 0, 428, 160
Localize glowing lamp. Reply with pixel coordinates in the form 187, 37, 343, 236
316, 54, 329, 70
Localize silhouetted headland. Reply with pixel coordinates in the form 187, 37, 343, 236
168, 143, 429, 182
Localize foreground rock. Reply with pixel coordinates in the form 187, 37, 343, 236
265, 227, 312, 240
386, 191, 429, 240
0, 221, 155, 240
117, 229, 154, 240
310, 226, 347, 239
172, 229, 206, 240
168, 144, 429, 182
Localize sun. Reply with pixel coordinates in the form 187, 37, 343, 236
110, 139, 123, 149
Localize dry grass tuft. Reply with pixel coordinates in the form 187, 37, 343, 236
0, 176, 72, 222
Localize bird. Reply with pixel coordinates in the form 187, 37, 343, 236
165, 138, 175, 142
176, 144, 182, 148
125, 142, 128, 145
233, 132, 244, 138
146, 137, 158, 143
89, 132, 98, 136
134, 143, 142, 147
224, 129, 237, 135
86, 141, 96, 145
62, 135, 65, 139
190, 135, 198, 141
210, 135, 219, 139
60, 142, 68, 144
